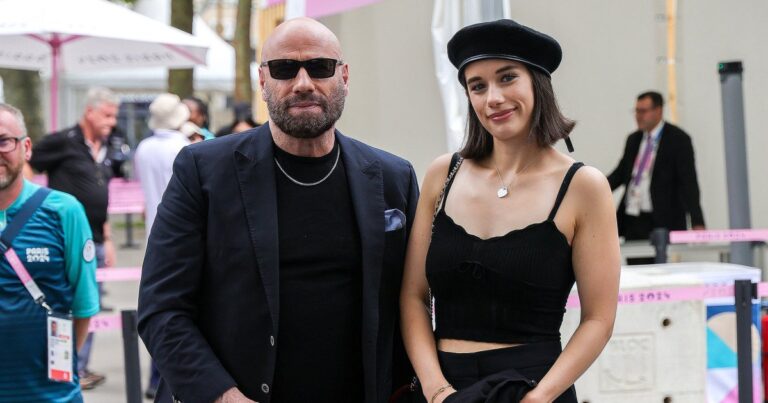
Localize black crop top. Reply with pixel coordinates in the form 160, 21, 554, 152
426, 156, 584, 344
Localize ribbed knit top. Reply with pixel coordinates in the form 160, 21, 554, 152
426, 159, 583, 344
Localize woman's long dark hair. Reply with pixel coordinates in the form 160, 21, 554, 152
459, 66, 575, 160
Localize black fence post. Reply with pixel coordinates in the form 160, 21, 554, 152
121, 213, 139, 249
121, 310, 142, 403
734, 279, 753, 403
650, 228, 669, 264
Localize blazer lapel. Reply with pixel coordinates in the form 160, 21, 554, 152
337, 132, 385, 400
234, 125, 280, 333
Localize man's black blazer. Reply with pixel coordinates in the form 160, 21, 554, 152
607, 122, 705, 237
138, 124, 419, 403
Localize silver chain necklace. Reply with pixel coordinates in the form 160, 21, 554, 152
493, 157, 536, 198
274, 147, 341, 187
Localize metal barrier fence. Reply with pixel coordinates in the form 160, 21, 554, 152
94, 229, 768, 403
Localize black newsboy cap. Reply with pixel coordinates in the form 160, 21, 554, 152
447, 19, 562, 82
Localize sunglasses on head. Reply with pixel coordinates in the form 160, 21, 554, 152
261, 58, 343, 80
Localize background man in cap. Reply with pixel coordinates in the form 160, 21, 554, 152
607, 91, 705, 260
133, 93, 191, 399
0, 103, 99, 402
139, 17, 418, 403
29, 86, 124, 389
134, 93, 191, 244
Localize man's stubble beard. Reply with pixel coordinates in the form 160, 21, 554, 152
265, 78, 346, 139
0, 159, 23, 190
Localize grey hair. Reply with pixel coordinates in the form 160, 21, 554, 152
85, 87, 120, 110
0, 103, 28, 137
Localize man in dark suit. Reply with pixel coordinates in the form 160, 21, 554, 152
607, 91, 705, 245
138, 18, 418, 403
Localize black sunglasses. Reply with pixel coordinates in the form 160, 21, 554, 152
261, 58, 343, 80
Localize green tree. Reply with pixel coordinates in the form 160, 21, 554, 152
233, 0, 253, 103
168, 0, 194, 97
0, 69, 45, 141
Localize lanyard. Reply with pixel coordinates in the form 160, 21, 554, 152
4, 247, 51, 312
0, 187, 53, 312
632, 131, 662, 186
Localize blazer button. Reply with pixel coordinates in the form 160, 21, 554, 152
261, 384, 270, 394
269, 335, 275, 346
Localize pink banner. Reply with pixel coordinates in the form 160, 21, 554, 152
96, 267, 142, 282
669, 229, 768, 244
306, 0, 384, 18
88, 313, 122, 332
566, 283, 738, 309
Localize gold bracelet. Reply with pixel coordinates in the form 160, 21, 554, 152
430, 384, 453, 403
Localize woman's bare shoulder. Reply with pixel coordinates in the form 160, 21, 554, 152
422, 152, 458, 195
569, 164, 614, 213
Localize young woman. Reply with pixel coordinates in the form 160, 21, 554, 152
400, 19, 620, 403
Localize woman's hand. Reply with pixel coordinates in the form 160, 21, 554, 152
520, 389, 550, 403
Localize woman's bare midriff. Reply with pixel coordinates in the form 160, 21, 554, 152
437, 338, 523, 353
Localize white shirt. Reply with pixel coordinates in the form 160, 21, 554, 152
133, 129, 190, 237
625, 120, 664, 216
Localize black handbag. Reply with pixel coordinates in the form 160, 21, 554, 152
389, 376, 424, 403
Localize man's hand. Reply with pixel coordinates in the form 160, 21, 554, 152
214, 387, 257, 403
104, 238, 116, 267
102, 222, 116, 267
73, 318, 91, 352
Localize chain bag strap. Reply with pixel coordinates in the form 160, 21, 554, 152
428, 153, 463, 320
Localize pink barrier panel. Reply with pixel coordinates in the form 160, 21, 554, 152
88, 313, 122, 332
670, 229, 768, 244
96, 267, 142, 282
29, 175, 145, 214
758, 283, 768, 298
567, 283, 739, 309
108, 179, 144, 215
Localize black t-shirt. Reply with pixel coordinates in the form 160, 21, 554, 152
271, 141, 364, 403
29, 125, 117, 243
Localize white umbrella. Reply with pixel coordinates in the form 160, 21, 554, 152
0, 0, 209, 130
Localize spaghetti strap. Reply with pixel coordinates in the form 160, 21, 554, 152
547, 162, 584, 221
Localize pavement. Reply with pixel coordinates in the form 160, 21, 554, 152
82, 218, 152, 403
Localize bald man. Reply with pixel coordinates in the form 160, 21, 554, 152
138, 18, 418, 403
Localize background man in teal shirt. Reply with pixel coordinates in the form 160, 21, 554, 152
0, 103, 99, 402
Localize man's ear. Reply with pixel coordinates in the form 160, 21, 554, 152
341, 64, 349, 96
23, 137, 32, 161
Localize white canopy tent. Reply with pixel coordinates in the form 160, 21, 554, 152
0, 0, 209, 130
64, 16, 237, 92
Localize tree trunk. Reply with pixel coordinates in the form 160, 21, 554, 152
0, 69, 45, 141
233, 0, 253, 103
168, 0, 194, 97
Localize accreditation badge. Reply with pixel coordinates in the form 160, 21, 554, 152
47, 313, 74, 383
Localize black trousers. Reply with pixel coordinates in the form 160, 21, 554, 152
427, 341, 577, 403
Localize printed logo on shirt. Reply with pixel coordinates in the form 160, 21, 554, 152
83, 239, 95, 263
26, 247, 50, 263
